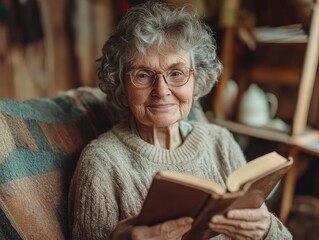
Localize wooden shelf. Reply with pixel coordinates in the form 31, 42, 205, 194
208, 117, 291, 144
253, 24, 308, 44
240, 65, 301, 85
209, 116, 319, 151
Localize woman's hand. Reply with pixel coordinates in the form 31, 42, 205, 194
208, 208, 271, 240
111, 215, 193, 240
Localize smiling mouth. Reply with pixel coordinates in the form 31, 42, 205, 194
147, 103, 177, 111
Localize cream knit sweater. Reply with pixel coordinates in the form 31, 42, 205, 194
68, 121, 292, 239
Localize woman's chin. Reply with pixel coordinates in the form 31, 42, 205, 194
149, 116, 180, 128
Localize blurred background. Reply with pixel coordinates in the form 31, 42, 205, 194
0, 0, 318, 126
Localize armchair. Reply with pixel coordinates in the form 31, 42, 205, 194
0, 86, 207, 239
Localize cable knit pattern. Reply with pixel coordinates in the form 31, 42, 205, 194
68, 120, 292, 239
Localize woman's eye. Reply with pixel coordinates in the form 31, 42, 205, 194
169, 70, 183, 78
136, 70, 153, 79
136, 73, 148, 78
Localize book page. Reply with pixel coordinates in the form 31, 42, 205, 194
226, 152, 290, 192
156, 171, 226, 195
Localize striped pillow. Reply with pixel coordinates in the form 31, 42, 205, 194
0, 87, 113, 239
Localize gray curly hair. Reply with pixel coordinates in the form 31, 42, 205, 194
97, 1, 222, 116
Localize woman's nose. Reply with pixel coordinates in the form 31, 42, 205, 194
151, 74, 171, 97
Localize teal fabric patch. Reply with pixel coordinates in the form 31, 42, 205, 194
0, 96, 83, 124
24, 119, 51, 150
0, 150, 74, 184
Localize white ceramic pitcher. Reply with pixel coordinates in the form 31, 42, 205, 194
238, 84, 278, 127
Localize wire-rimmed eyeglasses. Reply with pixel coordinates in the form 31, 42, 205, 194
126, 67, 194, 88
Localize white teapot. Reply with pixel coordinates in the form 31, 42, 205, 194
238, 84, 278, 127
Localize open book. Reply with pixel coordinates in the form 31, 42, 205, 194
136, 151, 293, 240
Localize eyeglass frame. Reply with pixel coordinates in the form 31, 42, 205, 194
126, 66, 194, 89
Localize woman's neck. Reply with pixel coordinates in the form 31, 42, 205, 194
136, 122, 182, 149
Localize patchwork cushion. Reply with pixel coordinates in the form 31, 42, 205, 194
0, 87, 113, 239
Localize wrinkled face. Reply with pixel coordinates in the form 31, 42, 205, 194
124, 49, 195, 128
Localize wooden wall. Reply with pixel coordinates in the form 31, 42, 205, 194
0, 0, 114, 100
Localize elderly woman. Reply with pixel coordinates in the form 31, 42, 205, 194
68, 1, 292, 240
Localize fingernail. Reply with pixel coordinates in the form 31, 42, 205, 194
186, 218, 194, 224
211, 215, 222, 223
183, 217, 194, 224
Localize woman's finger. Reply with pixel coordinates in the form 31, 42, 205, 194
133, 217, 193, 240
209, 222, 265, 240
211, 214, 269, 231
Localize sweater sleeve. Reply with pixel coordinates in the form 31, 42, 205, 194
69, 146, 119, 240
264, 214, 292, 239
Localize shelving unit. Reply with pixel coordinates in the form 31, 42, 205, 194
211, 0, 319, 223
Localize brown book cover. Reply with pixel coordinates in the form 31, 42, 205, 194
136, 152, 293, 239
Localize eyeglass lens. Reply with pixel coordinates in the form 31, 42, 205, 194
130, 67, 192, 88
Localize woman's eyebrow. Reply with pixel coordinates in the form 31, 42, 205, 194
131, 65, 152, 69
168, 62, 188, 68
131, 62, 188, 70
